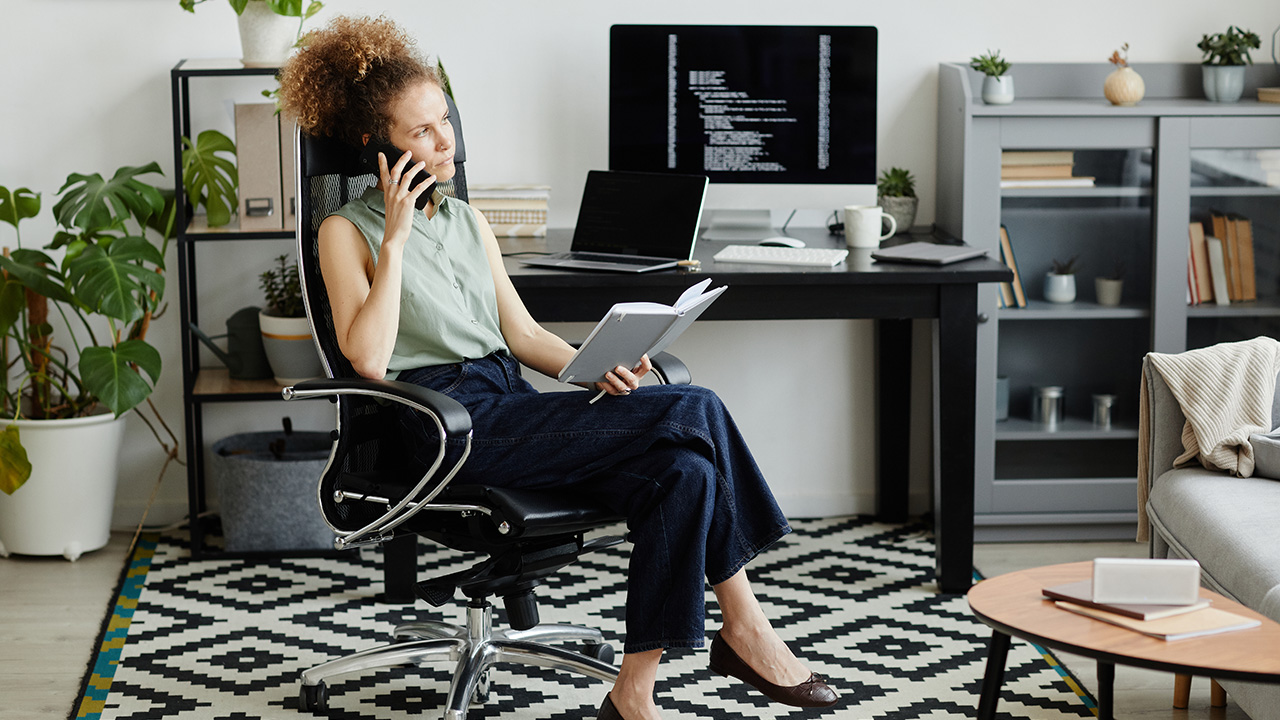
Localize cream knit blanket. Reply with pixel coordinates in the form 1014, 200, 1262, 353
1138, 336, 1280, 540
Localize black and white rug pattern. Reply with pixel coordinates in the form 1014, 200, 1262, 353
81, 518, 1094, 719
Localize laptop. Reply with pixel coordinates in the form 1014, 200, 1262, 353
870, 241, 988, 265
520, 170, 708, 273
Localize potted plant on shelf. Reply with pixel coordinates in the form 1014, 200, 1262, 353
1197, 25, 1261, 103
970, 50, 1013, 105
0, 166, 179, 560
1044, 256, 1078, 304
259, 254, 322, 385
1104, 43, 1145, 106
179, 0, 326, 67
1095, 261, 1125, 307
876, 167, 917, 236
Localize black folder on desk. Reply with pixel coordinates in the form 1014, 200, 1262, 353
520, 170, 708, 273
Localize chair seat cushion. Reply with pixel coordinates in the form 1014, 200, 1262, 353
1148, 467, 1280, 618
440, 484, 623, 537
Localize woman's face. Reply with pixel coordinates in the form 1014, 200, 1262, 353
385, 80, 456, 183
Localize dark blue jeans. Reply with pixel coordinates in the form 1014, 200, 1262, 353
398, 353, 790, 653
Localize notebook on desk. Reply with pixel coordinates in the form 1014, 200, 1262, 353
871, 241, 988, 265
519, 170, 708, 273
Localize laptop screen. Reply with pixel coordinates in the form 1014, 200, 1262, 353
572, 170, 708, 258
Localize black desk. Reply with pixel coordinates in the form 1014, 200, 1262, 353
501, 228, 1011, 593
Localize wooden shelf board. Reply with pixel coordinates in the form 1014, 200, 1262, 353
1188, 298, 1280, 318
995, 416, 1139, 441
184, 215, 293, 240
193, 368, 285, 397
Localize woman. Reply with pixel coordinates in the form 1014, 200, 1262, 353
278, 16, 837, 720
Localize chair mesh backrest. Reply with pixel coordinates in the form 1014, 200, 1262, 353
295, 93, 468, 533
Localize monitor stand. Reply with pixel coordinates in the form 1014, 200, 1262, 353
699, 209, 774, 242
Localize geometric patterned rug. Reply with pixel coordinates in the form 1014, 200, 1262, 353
71, 517, 1096, 720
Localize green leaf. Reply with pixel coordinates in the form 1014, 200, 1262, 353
266, 0, 302, 15
0, 424, 32, 495
52, 163, 165, 235
80, 341, 160, 417
181, 130, 238, 228
0, 250, 74, 305
0, 278, 26, 338
0, 186, 41, 231
229, 0, 250, 13
145, 189, 178, 242
303, 0, 323, 20
65, 238, 165, 324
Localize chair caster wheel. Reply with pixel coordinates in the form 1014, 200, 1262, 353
299, 682, 328, 712
583, 642, 615, 665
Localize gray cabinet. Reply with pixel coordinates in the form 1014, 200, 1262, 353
937, 62, 1280, 541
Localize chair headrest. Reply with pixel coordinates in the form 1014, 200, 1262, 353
299, 91, 467, 180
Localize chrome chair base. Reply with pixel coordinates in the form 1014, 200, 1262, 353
298, 600, 618, 719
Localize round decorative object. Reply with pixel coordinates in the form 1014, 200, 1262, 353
1043, 273, 1076, 303
1104, 67, 1145, 106
1202, 65, 1247, 103
259, 311, 324, 385
1095, 277, 1124, 306
982, 75, 1015, 105
237, 0, 297, 67
877, 196, 918, 236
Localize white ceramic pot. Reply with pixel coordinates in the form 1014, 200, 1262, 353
1202, 65, 1247, 103
1095, 277, 1124, 306
1044, 273, 1077, 303
982, 75, 1015, 105
237, 0, 297, 67
259, 311, 324, 385
1104, 67, 1145, 106
0, 413, 127, 560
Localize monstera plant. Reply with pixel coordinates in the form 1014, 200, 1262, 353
0, 163, 176, 495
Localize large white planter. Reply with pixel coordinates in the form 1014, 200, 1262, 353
0, 413, 127, 560
1202, 65, 1247, 103
237, 0, 297, 67
259, 311, 324, 385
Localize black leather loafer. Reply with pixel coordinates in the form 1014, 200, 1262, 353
709, 630, 838, 707
597, 692, 624, 720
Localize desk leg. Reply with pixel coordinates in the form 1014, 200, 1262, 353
1097, 662, 1115, 720
977, 630, 1010, 720
935, 284, 977, 594
877, 318, 912, 523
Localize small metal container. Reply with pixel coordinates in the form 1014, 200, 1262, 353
1093, 393, 1116, 429
1032, 385, 1064, 429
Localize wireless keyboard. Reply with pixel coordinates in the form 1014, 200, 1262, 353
712, 244, 849, 267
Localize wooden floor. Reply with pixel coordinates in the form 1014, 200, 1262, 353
0, 532, 1252, 719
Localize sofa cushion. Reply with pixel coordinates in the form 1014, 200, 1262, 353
1147, 467, 1280, 620
1252, 432, 1280, 480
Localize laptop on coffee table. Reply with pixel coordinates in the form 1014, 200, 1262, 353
520, 170, 708, 273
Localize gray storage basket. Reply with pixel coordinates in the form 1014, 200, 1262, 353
211, 430, 335, 552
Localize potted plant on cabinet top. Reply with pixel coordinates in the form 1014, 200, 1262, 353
876, 167, 917, 236
1104, 43, 1145, 106
259, 254, 322, 385
0, 166, 179, 560
179, 0, 326, 67
970, 50, 1014, 105
1095, 260, 1125, 306
1197, 25, 1261, 103
1044, 256, 1078, 304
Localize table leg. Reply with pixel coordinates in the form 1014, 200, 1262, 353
977, 631, 1011, 720
935, 284, 977, 594
1097, 661, 1115, 720
876, 318, 912, 523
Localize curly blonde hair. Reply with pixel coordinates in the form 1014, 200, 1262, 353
278, 15, 439, 146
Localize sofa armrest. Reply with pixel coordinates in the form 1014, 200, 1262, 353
1142, 356, 1188, 489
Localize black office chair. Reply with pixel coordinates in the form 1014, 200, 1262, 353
283, 94, 692, 719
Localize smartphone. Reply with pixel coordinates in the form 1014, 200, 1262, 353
357, 139, 438, 210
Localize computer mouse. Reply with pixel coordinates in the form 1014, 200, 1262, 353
758, 237, 806, 248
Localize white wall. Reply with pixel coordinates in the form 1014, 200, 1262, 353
2, 0, 1277, 530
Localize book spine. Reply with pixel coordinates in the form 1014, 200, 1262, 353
1189, 222, 1214, 303
1206, 236, 1231, 307
999, 226, 1027, 308
1236, 216, 1256, 302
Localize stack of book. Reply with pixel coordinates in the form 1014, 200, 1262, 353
1000, 151, 1096, 189
996, 226, 1027, 308
1187, 214, 1256, 306
468, 184, 550, 237
1258, 87, 1280, 104
1043, 580, 1259, 641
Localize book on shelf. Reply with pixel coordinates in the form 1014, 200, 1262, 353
998, 226, 1027, 308
1258, 87, 1280, 104
1043, 580, 1210, 621
488, 223, 548, 238
469, 184, 550, 237
1000, 164, 1077, 180
1205, 235, 1232, 307
1000, 177, 1096, 189
1210, 214, 1240, 300
1188, 222, 1213, 304
1001, 150, 1075, 166
234, 102, 284, 232
1187, 255, 1199, 306
1054, 601, 1259, 641
1234, 215, 1257, 301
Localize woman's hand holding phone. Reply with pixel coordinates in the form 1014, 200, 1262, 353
378, 149, 435, 250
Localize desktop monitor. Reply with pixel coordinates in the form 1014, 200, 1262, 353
609, 24, 878, 239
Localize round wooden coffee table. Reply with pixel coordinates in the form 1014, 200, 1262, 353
967, 561, 1280, 720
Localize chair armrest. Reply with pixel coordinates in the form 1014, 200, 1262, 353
1142, 356, 1187, 488
649, 351, 691, 386
284, 377, 472, 436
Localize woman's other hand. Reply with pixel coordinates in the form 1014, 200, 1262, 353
594, 354, 653, 397
379, 149, 434, 247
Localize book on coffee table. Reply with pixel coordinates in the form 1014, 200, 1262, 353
1043, 580, 1209, 621
1054, 601, 1260, 641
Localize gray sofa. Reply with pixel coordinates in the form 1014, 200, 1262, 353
1142, 357, 1280, 719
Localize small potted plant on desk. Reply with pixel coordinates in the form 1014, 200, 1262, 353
970, 50, 1014, 105
1197, 25, 1261, 103
1044, 256, 1078, 304
876, 167, 917, 236
259, 254, 323, 385
1104, 43, 1145, 106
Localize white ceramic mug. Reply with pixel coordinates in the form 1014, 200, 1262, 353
843, 205, 897, 248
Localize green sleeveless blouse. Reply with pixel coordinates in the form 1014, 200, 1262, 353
331, 187, 508, 377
